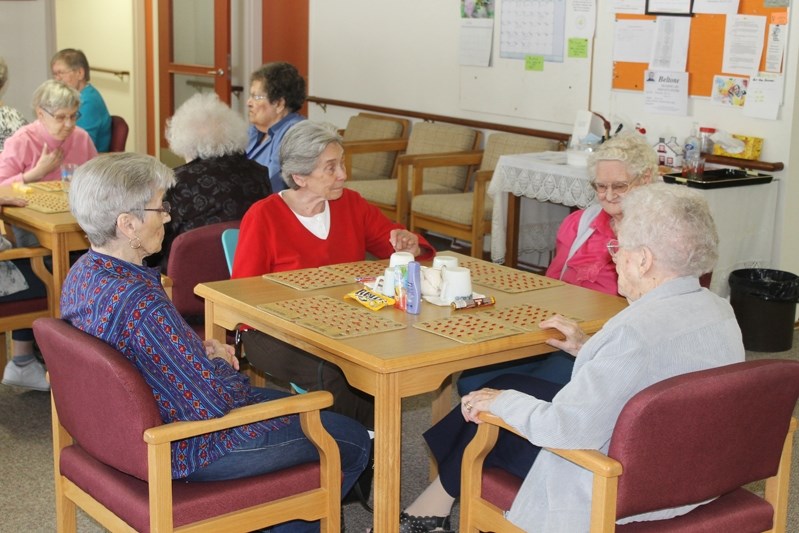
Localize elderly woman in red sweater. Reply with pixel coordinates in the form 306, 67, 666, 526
233, 120, 435, 428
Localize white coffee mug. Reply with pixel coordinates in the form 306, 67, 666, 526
433, 255, 458, 270
390, 251, 415, 267
374, 267, 396, 297
440, 267, 472, 304
420, 266, 443, 297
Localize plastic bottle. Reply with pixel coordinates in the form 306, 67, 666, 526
699, 127, 716, 154
684, 123, 700, 161
405, 261, 422, 315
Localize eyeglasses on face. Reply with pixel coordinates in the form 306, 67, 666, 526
52, 68, 76, 78
248, 93, 269, 101
141, 201, 171, 215
41, 107, 81, 124
606, 239, 620, 259
590, 181, 636, 195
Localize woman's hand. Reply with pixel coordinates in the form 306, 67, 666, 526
0, 197, 28, 210
389, 229, 421, 256
203, 339, 239, 370
26, 144, 63, 183
538, 314, 589, 356
461, 387, 502, 423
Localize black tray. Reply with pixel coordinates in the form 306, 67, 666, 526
662, 168, 773, 189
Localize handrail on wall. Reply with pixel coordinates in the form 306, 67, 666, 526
90, 67, 130, 81
308, 96, 785, 173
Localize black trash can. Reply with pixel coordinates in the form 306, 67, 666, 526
728, 269, 799, 352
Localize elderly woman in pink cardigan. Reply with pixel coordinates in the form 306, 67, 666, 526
0, 79, 96, 186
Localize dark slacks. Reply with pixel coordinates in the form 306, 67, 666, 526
242, 330, 375, 429
424, 373, 565, 497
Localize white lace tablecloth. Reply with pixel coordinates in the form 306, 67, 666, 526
489, 152, 595, 264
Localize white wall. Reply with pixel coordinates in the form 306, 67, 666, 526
307, 0, 799, 283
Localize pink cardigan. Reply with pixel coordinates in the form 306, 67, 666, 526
0, 121, 97, 185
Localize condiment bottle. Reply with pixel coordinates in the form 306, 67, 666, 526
699, 127, 716, 154
405, 261, 422, 315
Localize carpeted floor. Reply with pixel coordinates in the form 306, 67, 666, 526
2, 330, 798, 532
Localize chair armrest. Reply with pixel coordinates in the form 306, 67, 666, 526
402, 150, 485, 197
143, 390, 335, 445
0, 246, 51, 261
342, 138, 409, 155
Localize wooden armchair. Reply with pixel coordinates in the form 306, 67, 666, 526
460, 360, 799, 533
410, 132, 558, 258
341, 112, 410, 181
0, 246, 53, 361
345, 122, 482, 226
34, 317, 342, 532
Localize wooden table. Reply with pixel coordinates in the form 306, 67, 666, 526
0, 185, 88, 316
195, 253, 627, 533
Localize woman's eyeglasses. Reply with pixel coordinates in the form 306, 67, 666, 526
606, 239, 620, 259
141, 201, 171, 215
590, 181, 635, 195
41, 107, 81, 124
248, 93, 269, 101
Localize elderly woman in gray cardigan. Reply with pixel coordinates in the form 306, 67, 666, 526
397, 184, 744, 533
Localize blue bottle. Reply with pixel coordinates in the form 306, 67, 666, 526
406, 261, 422, 315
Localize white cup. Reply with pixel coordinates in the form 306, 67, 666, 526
389, 251, 415, 267
420, 266, 443, 297
433, 255, 458, 270
440, 267, 472, 304
374, 267, 396, 297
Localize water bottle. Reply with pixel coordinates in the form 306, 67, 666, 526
683, 124, 699, 161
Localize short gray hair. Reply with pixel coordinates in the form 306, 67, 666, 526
32, 80, 80, 114
279, 121, 341, 189
166, 92, 249, 160
51, 48, 91, 82
0, 57, 8, 92
619, 183, 718, 278
70, 153, 176, 247
588, 132, 659, 182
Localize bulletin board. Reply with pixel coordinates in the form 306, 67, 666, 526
612, 0, 788, 96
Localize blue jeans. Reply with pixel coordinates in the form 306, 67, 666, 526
457, 351, 575, 396
184, 388, 371, 533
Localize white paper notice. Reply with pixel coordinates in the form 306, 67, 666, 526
693, 0, 740, 15
612, 0, 646, 14
647, 0, 692, 14
568, 0, 596, 39
765, 24, 786, 73
460, 18, 494, 66
613, 19, 656, 63
722, 15, 767, 75
744, 74, 783, 119
649, 16, 691, 72
644, 70, 688, 115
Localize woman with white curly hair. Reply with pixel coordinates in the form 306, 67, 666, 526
153, 92, 271, 271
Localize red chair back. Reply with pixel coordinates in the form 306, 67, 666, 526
109, 115, 129, 152
610, 359, 799, 520
33, 317, 161, 481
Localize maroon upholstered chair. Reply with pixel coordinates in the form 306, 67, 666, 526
33, 317, 342, 532
108, 115, 129, 152
161, 220, 240, 336
461, 360, 799, 533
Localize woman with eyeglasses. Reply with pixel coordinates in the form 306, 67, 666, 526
245, 62, 306, 193
0, 79, 97, 186
60, 153, 370, 533
456, 132, 659, 396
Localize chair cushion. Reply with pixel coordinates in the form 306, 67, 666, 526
616, 488, 773, 532
344, 115, 405, 180
0, 297, 48, 317
347, 180, 458, 207
61, 445, 321, 533
412, 192, 493, 224
481, 467, 523, 512
480, 133, 558, 172
405, 122, 478, 190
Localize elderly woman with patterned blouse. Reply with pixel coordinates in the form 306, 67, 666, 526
61, 153, 370, 533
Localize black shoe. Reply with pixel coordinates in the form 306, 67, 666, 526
398, 512, 452, 533
343, 445, 373, 512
